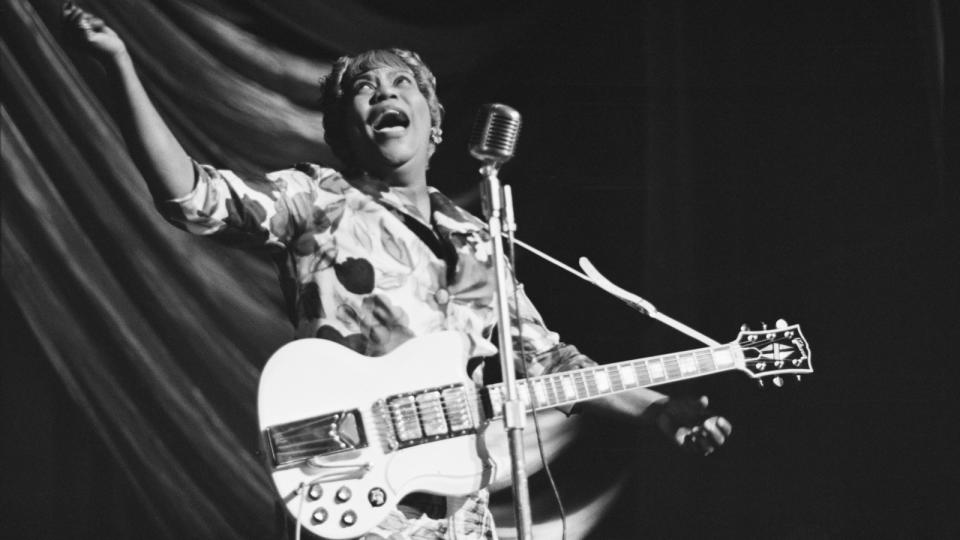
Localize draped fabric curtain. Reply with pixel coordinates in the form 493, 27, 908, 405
2, 1, 625, 537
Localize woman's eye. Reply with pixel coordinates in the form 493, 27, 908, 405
394, 75, 413, 87
353, 81, 375, 93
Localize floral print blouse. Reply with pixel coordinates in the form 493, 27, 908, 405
159, 162, 593, 380
159, 162, 594, 538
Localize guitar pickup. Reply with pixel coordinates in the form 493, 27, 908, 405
264, 410, 367, 470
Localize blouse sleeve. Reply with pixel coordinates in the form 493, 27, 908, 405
156, 161, 344, 250
509, 282, 597, 378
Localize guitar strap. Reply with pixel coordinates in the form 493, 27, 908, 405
370, 195, 460, 283
369, 195, 497, 382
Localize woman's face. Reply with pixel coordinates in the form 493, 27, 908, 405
344, 65, 433, 181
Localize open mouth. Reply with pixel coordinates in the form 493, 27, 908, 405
370, 109, 410, 132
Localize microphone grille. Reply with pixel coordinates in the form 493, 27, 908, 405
469, 103, 522, 163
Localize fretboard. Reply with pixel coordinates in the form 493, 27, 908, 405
485, 343, 742, 419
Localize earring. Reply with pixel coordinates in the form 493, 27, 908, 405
430, 126, 443, 145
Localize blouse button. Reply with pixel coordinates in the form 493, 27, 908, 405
434, 288, 451, 305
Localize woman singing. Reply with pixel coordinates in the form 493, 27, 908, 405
63, 3, 732, 538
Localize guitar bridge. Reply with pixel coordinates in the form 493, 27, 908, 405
264, 410, 367, 470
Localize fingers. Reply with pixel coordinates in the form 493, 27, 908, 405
702, 416, 731, 445
715, 416, 733, 437
679, 416, 732, 456
677, 426, 710, 455
62, 3, 90, 38
61, 2, 103, 36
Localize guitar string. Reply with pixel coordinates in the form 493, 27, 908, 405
279, 346, 741, 436
381, 350, 726, 420
272, 335, 799, 449
273, 354, 766, 451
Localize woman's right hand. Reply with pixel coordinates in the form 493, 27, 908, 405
62, 1, 127, 61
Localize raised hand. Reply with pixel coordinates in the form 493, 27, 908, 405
61, 1, 126, 61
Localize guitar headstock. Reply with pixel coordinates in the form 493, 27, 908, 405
736, 319, 812, 387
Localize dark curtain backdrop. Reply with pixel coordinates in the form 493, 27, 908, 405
3, 0, 958, 538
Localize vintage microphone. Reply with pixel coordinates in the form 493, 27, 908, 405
468, 103, 534, 540
469, 103, 522, 221
469, 103, 521, 163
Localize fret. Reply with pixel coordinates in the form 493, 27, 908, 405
713, 346, 734, 369
663, 355, 682, 380
620, 364, 638, 387
545, 375, 559, 406
517, 381, 531, 410
646, 359, 665, 382
489, 386, 503, 418
607, 365, 624, 392
595, 368, 611, 393
585, 369, 600, 397
559, 374, 576, 401
532, 379, 549, 407
574, 371, 589, 400
678, 352, 698, 376
635, 361, 651, 385
696, 350, 715, 373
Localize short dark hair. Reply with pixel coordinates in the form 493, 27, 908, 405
319, 49, 445, 170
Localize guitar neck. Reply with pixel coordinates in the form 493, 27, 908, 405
484, 343, 742, 419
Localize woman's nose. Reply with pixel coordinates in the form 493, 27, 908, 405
371, 84, 397, 103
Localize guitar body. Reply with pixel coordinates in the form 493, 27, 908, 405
258, 332, 496, 539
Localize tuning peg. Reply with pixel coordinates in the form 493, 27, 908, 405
761, 322, 768, 330
757, 379, 764, 388
796, 375, 803, 382
740, 323, 751, 332
776, 319, 788, 329
773, 376, 784, 387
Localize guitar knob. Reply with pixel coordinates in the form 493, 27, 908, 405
776, 319, 788, 329
308, 483, 323, 501
773, 376, 784, 387
311, 508, 328, 524
368, 487, 387, 507
341, 510, 357, 527
740, 323, 750, 332
336, 486, 352, 503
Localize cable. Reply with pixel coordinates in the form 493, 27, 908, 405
505, 224, 567, 540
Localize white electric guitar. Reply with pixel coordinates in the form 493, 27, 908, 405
258, 321, 811, 539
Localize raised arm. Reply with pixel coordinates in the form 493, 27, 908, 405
62, 2, 193, 199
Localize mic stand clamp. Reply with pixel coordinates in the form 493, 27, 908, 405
480, 162, 534, 540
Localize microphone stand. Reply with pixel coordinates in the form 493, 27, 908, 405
479, 162, 534, 540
